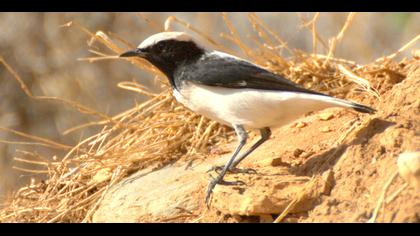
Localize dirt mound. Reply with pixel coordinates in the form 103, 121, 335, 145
90, 60, 419, 223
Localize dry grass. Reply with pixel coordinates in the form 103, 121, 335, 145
0, 13, 418, 222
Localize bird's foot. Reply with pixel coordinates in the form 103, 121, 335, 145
205, 175, 245, 207
207, 165, 257, 175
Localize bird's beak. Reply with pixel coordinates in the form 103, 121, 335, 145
119, 49, 147, 58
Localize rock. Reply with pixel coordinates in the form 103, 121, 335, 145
270, 157, 287, 167
319, 126, 332, 133
321, 170, 335, 195
295, 121, 307, 128
211, 175, 309, 216
258, 157, 288, 167
292, 149, 313, 159
300, 151, 314, 159
397, 152, 420, 191
318, 112, 334, 121
92, 155, 232, 222
211, 171, 334, 216
293, 148, 304, 157
92, 165, 200, 222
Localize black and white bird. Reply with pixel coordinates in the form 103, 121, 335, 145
120, 32, 375, 206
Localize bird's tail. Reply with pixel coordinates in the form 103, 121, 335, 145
324, 96, 376, 114
348, 101, 376, 114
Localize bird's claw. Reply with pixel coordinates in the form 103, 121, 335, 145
205, 178, 217, 207
207, 165, 257, 175
205, 175, 246, 208
206, 165, 221, 173
230, 167, 257, 174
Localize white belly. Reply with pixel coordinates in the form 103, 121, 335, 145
173, 83, 347, 129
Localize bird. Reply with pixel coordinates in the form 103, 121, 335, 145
119, 31, 376, 206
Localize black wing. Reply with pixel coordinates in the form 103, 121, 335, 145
175, 53, 327, 96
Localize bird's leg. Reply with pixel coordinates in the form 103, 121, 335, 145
230, 127, 271, 170
207, 128, 271, 174
205, 125, 247, 206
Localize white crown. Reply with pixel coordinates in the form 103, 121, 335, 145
138, 32, 198, 49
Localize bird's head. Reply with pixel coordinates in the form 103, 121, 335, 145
120, 32, 206, 78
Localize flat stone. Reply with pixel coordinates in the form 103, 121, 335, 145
92, 162, 207, 222
92, 153, 233, 222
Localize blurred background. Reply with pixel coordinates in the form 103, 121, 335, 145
0, 12, 419, 199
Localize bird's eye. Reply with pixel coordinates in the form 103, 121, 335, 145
156, 43, 165, 51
